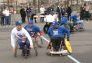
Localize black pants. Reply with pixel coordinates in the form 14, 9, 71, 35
1, 16, 4, 25
40, 14, 44, 22
21, 17, 26, 23
84, 11, 91, 21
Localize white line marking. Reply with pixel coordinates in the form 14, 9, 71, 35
41, 36, 81, 63
67, 55, 81, 63
40, 36, 50, 43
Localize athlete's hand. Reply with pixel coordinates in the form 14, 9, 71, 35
30, 45, 34, 49
37, 33, 41, 36
40, 31, 44, 36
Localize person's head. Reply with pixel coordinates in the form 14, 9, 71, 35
16, 20, 22, 31
5, 7, 8, 10
84, 3, 86, 6
51, 21, 59, 29
41, 5, 43, 7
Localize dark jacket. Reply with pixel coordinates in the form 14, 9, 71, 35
20, 8, 26, 17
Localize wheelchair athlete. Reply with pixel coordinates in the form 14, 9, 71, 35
70, 13, 84, 31
47, 21, 70, 51
24, 20, 42, 48
11, 21, 33, 57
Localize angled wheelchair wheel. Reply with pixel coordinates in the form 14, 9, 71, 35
34, 47, 38, 56
65, 39, 73, 54
14, 47, 17, 57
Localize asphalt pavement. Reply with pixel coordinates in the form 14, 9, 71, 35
0, 18, 92, 63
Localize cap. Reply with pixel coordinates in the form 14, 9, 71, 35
16, 20, 22, 26
52, 21, 58, 26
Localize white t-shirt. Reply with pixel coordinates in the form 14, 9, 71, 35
11, 27, 33, 48
44, 14, 54, 23
2, 9, 10, 16
53, 29, 58, 36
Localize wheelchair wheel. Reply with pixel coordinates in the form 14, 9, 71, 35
33, 40, 38, 56
14, 50, 17, 57
65, 39, 73, 54
34, 47, 38, 56
22, 45, 29, 58
14, 47, 17, 57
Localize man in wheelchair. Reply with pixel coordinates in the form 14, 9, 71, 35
24, 19, 42, 48
11, 21, 33, 57
47, 21, 70, 52
70, 12, 84, 31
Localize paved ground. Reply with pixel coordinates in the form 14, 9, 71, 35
0, 15, 92, 63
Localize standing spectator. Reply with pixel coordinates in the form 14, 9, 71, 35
0, 10, 4, 26
83, 3, 91, 21
61, 6, 66, 16
26, 6, 32, 21
40, 5, 46, 22
80, 5, 85, 20
46, 6, 54, 14
66, 5, 72, 20
20, 8, 26, 23
2, 7, 11, 25
56, 5, 61, 21
40, 5, 45, 15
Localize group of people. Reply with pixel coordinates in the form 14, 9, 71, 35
20, 6, 36, 23
11, 18, 70, 56
10, 3, 90, 56
11, 20, 42, 56
11, 7, 73, 55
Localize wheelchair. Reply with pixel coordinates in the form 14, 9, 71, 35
14, 37, 31, 58
47, 37, 68, 56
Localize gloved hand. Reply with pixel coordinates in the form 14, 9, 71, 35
67, 37, 70, 41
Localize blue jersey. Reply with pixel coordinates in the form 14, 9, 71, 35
71, 15, 78, 23
24, 25, 40, 36
48, 25, 70, 38
61, 16, 68, 25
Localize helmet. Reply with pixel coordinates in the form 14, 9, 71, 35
52, 21, 58, 26
52, 21, 59, 29
16, 20, 22, 26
